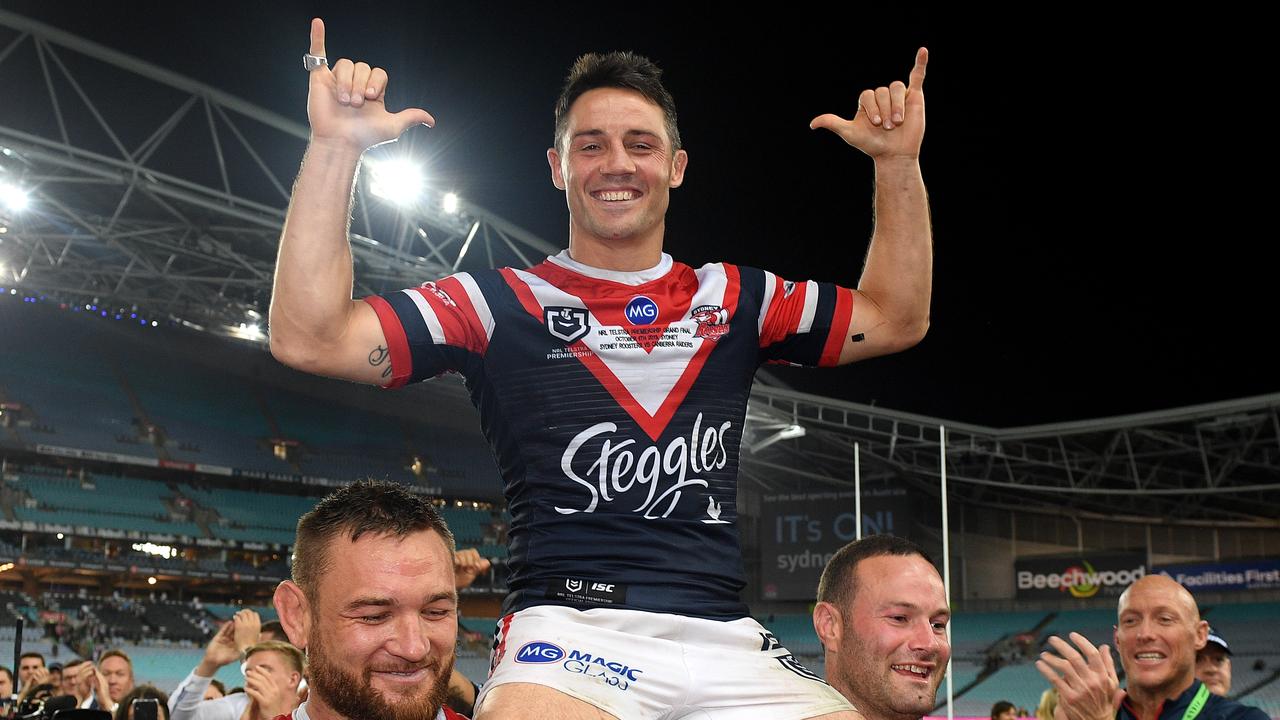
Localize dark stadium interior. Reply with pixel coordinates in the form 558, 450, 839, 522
0, 4, 1276, 719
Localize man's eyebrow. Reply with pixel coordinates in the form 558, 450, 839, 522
570, 129, 663, 140
429, 590, 459, 604
343, 597, 394, 611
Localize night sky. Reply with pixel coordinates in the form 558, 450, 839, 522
2, 2, 1271, 427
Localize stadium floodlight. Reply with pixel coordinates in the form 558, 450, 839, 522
368, 158, 425, 206
147, 576, 157, 585
443, 191, 460, 214
0, 183, 28, 212
748, 423, 806, 453
231, 321, 264, 341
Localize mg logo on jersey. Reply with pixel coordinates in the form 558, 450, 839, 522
545, 306, 590, 343
515, 641, 565, 664
624, 295, 659, 325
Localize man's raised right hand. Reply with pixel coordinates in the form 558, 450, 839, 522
306, 18, 435, 152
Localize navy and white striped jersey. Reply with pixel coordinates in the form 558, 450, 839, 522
365, 251, 853, 620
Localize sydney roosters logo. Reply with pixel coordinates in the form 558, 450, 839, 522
691, 305, 729, 341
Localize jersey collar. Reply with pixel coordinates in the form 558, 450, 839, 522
547, 249, 673, 286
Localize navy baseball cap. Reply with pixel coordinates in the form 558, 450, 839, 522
1205, 625, 1232, 655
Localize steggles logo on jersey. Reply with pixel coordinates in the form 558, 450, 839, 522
545, 306, 590, 343
691, 305, 729, 342
555, 413, 732, 520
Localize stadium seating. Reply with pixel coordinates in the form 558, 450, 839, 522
0, 302, 504, 497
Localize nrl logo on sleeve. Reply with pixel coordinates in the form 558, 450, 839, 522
545, 306, 590, 343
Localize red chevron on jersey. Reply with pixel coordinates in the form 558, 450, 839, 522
525, 259, 696, 352
499, 263, 738, 442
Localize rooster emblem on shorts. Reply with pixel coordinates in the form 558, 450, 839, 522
702, 496, 731, 524
691, 305, 729, 341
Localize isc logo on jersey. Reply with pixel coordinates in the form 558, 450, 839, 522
515, 641, 565, 664
624, 296, 658, 325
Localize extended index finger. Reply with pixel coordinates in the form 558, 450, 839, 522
909, 47, 928, 90
310, 18, 326, 56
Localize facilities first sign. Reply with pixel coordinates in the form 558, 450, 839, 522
1015, 553, 1146, 600
759, 486, 912, 601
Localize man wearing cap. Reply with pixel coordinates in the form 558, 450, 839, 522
1035, 575, 1266, 720
1196, 627, 1232, 697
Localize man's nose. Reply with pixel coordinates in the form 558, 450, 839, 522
601, 142, 636, 175
388, 615, 430, 661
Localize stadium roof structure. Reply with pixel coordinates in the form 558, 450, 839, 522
0, 9, 555, 335
742, 385, 1280, 526
2, 10, 1277, 527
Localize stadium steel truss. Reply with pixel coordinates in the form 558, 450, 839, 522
0, 10, 555, 335
1, 10, 1277, 527
742, 386, 1280, 526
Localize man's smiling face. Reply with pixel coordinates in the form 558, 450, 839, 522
1114, 575, 1207, 700
548, 87, 687, 252
832, 554, 951, 720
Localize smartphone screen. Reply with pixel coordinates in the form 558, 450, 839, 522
131, 698, 161, 720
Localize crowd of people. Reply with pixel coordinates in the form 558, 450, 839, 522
5, 482, 1268, 720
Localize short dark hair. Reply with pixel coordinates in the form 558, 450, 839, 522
259, 620, 286, 642
992, 701, 1017, 719
18, 652, 44, 665
291, 479, 454, 602
554, 51, 682, 152
816, 534, 934, 610
0, 665, 12, 683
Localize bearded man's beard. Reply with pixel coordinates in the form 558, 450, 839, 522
306, 629, 454, 720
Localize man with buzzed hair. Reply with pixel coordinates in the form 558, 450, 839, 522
272, 479, 465, 720
1036, 575, 1267, 720
813, 535, 951, 720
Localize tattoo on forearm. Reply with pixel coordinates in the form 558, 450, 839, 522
368, 345, 393, 378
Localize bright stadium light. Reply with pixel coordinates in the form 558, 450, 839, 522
230, 321, 264, 341
368, 158, 424, 206
0, 183, 29, 212
442, 191, 460, 214
147, 576, 157, 585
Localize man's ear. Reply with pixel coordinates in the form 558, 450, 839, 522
1193, 620, 1209, 651
547, 148, 566, 190
813, 601, 843, 653
274, 581, 312, 650
670, 149, 688, 188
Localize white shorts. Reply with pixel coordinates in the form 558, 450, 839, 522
476, 605, 853, 720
